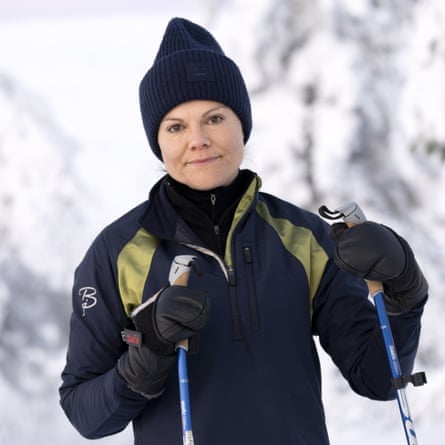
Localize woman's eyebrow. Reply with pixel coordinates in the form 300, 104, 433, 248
161, 116, 183, 122
203, 105, 227, 116
162, 105, 228, 122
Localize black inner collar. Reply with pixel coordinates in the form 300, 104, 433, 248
165, 170, 253, 254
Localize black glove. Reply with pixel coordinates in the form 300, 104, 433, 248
117, 285, 210, 397
117, 344, 176, 397
330, 221, 428, 314
132, 285, 210, 355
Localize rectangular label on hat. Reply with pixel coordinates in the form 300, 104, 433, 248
186, 63, 215, 82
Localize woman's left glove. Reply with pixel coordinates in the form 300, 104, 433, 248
117, 285, 210, 397
329, 221, 428, 315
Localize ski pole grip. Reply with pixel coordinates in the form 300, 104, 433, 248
169, 255, 196, 352
319, 203, 383, 296
173, 271, 191, 351
344, 222, 384, 296
173, 271, 191, 287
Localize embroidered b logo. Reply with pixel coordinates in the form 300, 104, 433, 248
79, 287, 97, 316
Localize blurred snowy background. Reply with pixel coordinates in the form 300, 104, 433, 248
0, 0, 444, 443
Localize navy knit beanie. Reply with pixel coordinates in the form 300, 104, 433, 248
139, 17, 252, 160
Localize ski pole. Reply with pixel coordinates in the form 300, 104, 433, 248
168, 255, 197, 445
319, 202, 426, 445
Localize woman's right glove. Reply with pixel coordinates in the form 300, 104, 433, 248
329, 221, 428, 315
117, 285, 210, 397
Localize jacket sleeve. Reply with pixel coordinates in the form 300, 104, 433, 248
59, 232, 148, 439
312, 259, 424, 401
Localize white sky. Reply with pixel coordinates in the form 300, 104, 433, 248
0, 0, 201, 21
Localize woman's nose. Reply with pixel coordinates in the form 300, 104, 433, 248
189, 124, 210, 149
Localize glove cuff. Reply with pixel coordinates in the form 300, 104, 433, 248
383, 235, 428, 315
117, 345, 176, 397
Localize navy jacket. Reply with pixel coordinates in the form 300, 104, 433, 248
60, 172, 423, 444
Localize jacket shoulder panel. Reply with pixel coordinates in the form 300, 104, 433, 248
117, 228, 161, 317
255, 197, 330, 308
81, 200, 160, 319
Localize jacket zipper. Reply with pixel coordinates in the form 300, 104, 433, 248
214, 191, 243, 339
210, 193, 221, 239
181, 177, 259, 341
183, 242, 243, 340
227, 266, 242, 339
243, 245, 260, 331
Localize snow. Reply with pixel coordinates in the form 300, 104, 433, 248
1, 1, 445, 444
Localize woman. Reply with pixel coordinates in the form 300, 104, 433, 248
59, 17, 428, 444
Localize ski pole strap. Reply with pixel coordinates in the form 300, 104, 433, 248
121, 328, 143, 348
392, 372, 427, 390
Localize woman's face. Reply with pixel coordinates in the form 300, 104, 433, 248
158, 100, 244, 190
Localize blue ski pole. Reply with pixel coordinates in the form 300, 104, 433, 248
319, 203, 426, 445
169, 255, 197, 445
177, 344, 194, 444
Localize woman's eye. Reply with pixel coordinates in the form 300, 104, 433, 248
167, 124, 183, 133
208, 115, 224, 124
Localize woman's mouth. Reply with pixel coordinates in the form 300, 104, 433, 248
186, 156, 221, 166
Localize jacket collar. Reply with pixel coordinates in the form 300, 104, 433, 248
139, 170, 261, 245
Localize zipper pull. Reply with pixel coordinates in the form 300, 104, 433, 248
210, 193, 218, 227
243, 246, 252, 263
